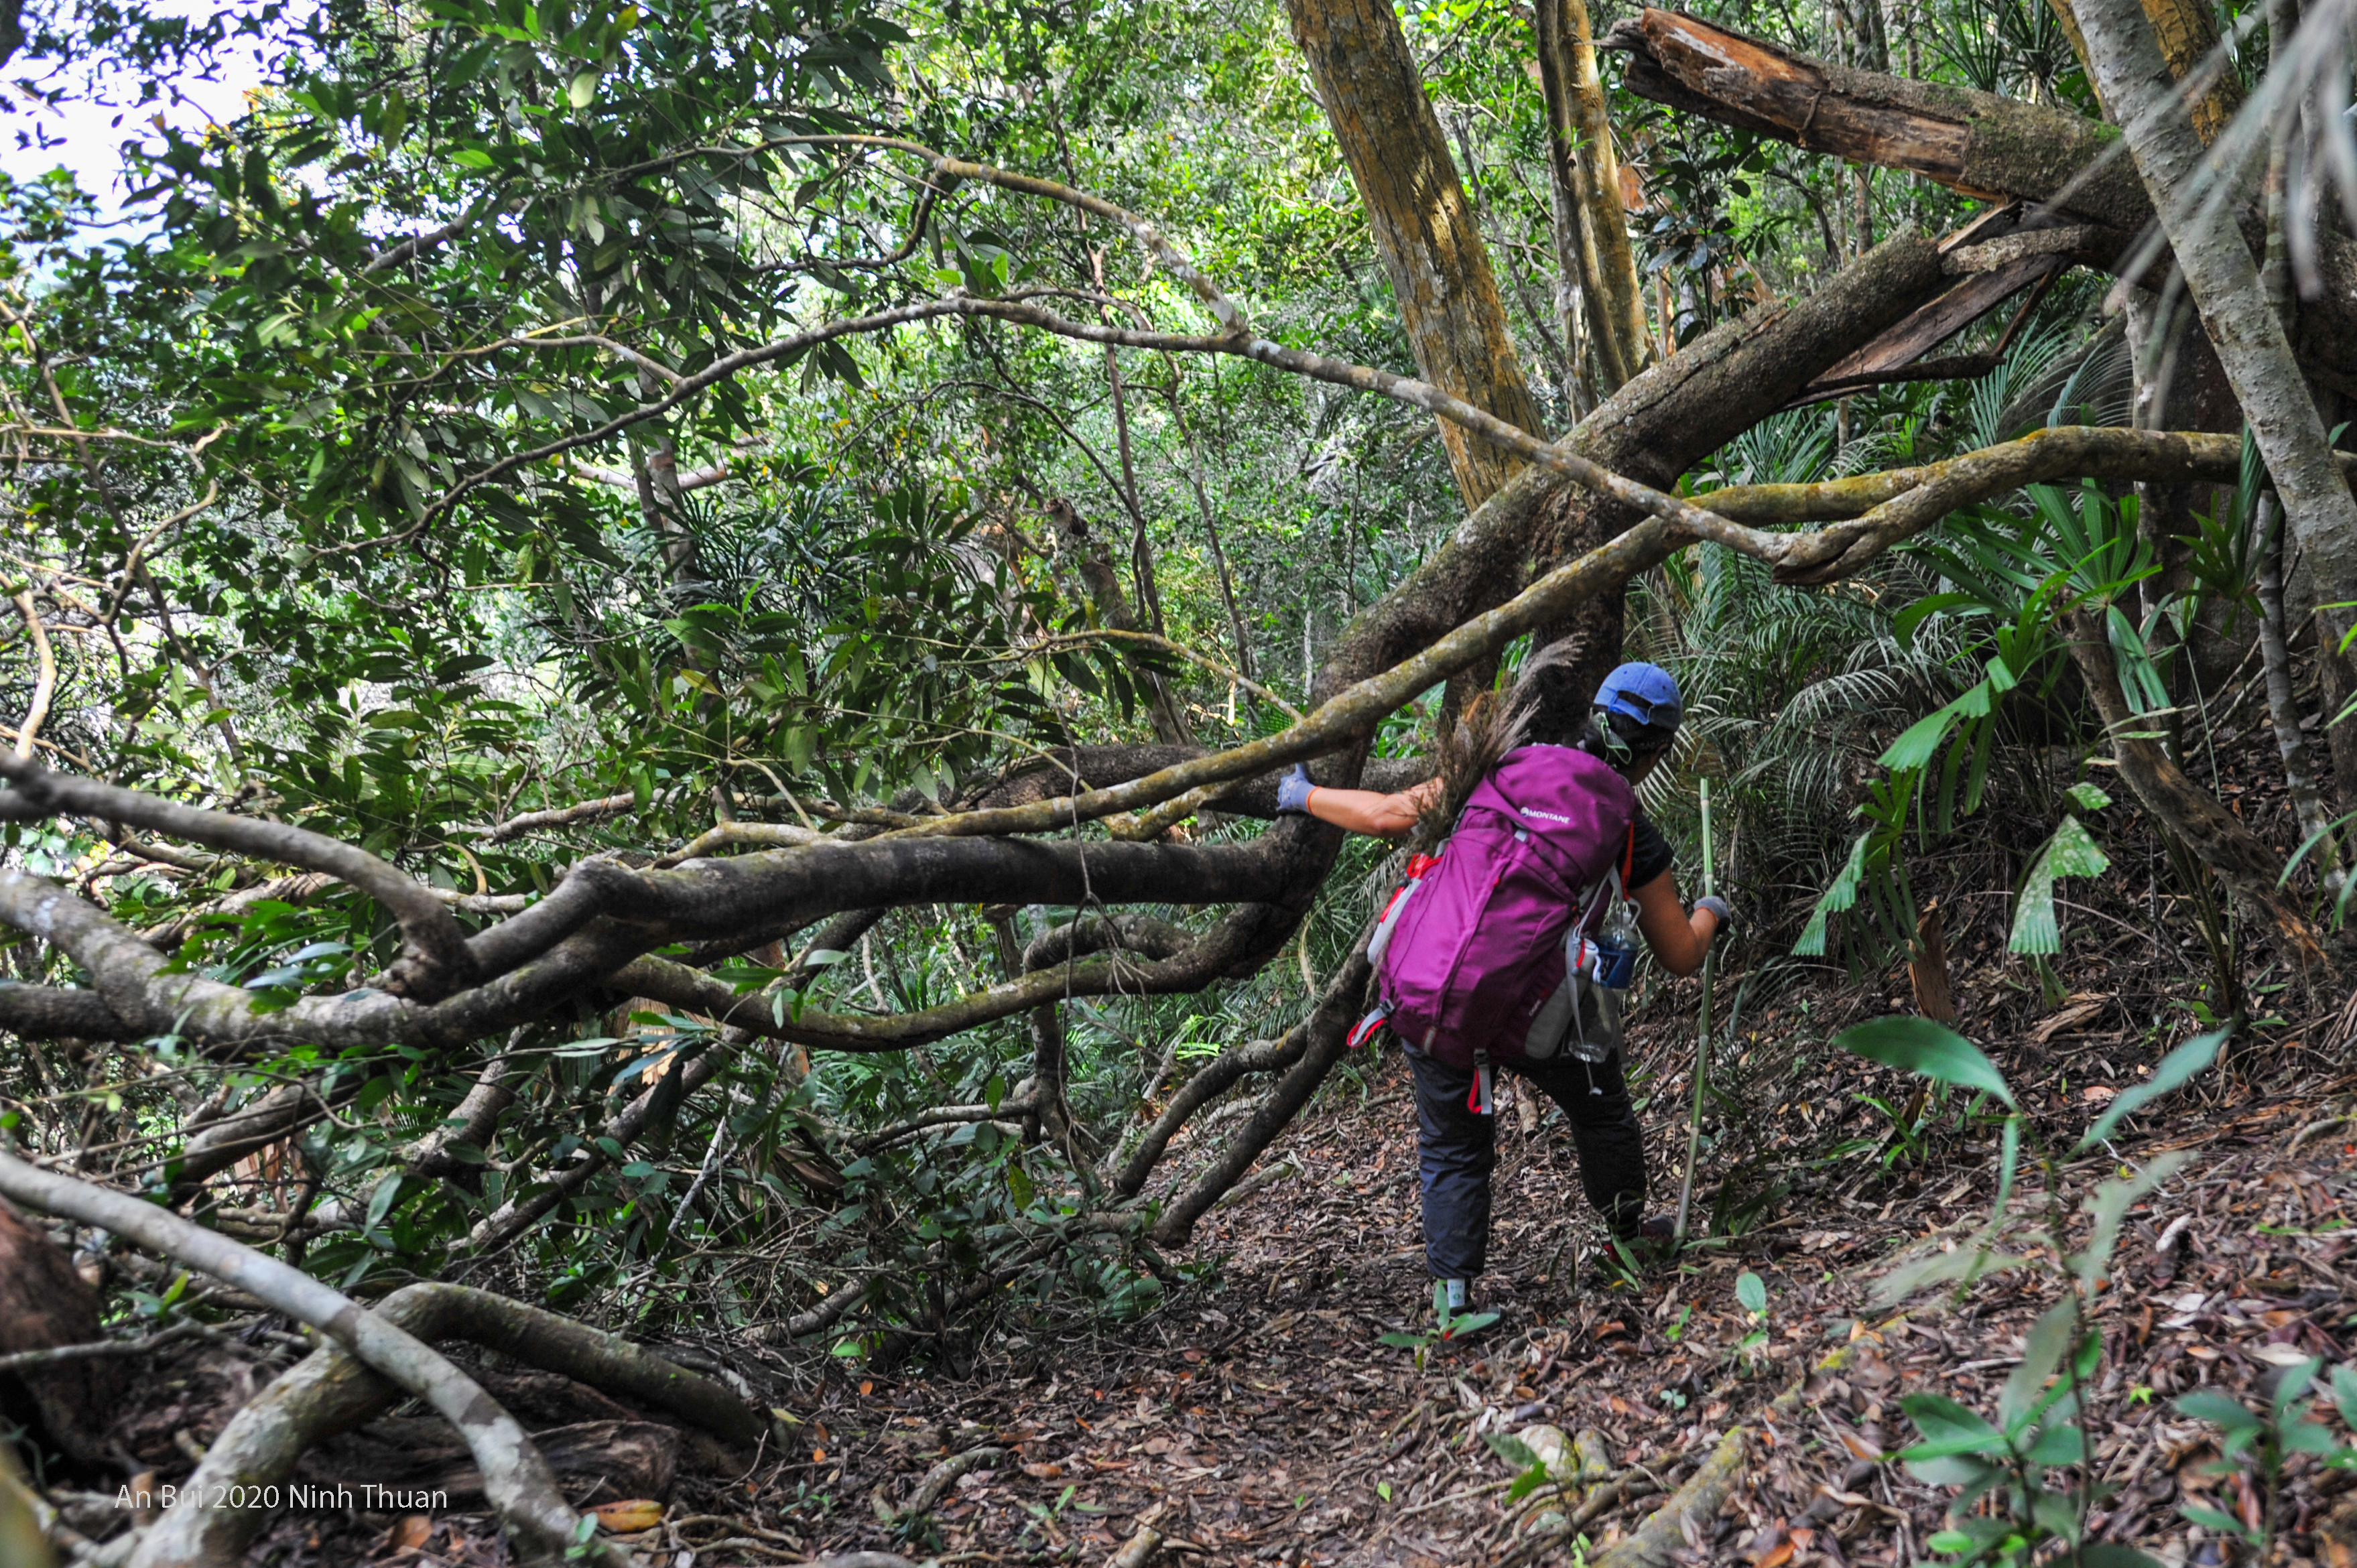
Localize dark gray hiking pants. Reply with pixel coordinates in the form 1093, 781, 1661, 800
1403, 1043, 1648, 1281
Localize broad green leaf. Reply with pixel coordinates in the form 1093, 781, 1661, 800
2334, 1364, 2357, 1431
2021, 1420, 2086, 1465
2274, 1356, 2323, 1421
1899, 1391, 1999, 1446
1999, 1298, 2078, 1433
2283, 1419, 2344, 1456
1735, 1272, 1767, 1316
1441, 1309, 1500, 1340
2072, 1151, 2191, 1284
1878, 697, 1968, 772
1484, 1433, 1540, 1469
2009, 815, 2110, 955
365, 1171, 403, 1230
2076, 1548, 2167, 1568
2175, 1390, 2260, 1431
1833, 1017, 2015, 1107
2074, 1030, 2226, 1151
1903, 1453, 1996, 1486
2064, 782, 2114, 812
2178, 1503, 2248, 1537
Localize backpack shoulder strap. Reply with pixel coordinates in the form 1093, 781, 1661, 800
1622, 822, 1636, 887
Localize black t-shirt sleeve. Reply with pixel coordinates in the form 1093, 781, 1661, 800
1629, 813, 1675, 890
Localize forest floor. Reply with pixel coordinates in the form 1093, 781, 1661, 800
54, 724, 2357, 1567
137, 983, 2357, 1568
728, 1019, 2357, 1568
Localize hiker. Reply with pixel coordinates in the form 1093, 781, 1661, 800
1275, 655, 1729, 1317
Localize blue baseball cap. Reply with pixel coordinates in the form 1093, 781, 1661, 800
1594, 662, 1683, 733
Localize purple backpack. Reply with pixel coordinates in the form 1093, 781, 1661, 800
1361, 745, 1637, 1082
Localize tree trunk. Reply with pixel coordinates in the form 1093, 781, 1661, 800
2065, 610, 2332, 980
2256, 493, 2344, 890
2047, 0, 2242, 141
2072, 0, 2357, 816
1534, 0, 1651, 394
1285, 0, 1547, 509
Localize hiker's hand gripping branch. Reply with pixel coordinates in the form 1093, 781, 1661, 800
1275, 765, 1440, 839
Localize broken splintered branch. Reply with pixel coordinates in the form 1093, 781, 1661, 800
0, 1151, 626, 1568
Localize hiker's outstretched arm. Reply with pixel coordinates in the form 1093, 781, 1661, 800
1302, 778, 1442, 839
1633, 872, 1721, 977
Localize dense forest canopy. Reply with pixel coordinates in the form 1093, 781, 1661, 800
3, 0, 2357, 1554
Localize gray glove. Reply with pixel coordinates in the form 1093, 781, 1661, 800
1695, 894, 1733, 929
1275, 764, 1318, 815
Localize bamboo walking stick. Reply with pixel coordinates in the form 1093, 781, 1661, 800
1672, 777, 1715, 1248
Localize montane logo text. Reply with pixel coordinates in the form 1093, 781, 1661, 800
1519, 805, 1573, 824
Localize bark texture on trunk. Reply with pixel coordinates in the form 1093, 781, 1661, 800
2256, 494, 2342, 889
1535, 0, 1651, 393
2048, 0, 2242, 141
1285, 0, 1545, 509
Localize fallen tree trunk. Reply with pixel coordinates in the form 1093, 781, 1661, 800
1602, 7, 2357, 377
1602, 8, 2149, 225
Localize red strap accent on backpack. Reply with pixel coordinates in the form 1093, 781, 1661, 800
1622, 823, 1636, 887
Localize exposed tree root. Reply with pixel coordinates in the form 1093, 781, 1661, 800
0, 1153, 629, 1568
125, 1281, 757, 1568
899, 1445, 1005, 1515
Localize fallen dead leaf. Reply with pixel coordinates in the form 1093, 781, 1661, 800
590, 1500, 665, 1533
2031, 998, 2107, 1044
1830, 1425, 1881, 1463
387, 1516, 433, 1552
1023, 1462, 1064, 1479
